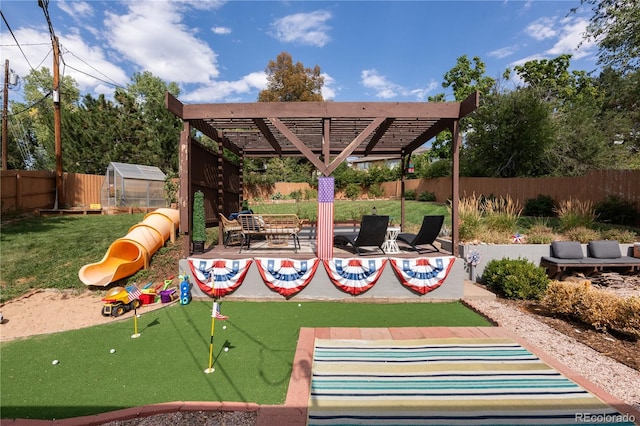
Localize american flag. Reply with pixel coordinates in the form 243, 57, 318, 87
126, 285, 142, 302
317, 177, 335, 260
213, 302, 228, 320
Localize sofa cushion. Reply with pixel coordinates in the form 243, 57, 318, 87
551, 241, 584, 259
588, 240, 622, 259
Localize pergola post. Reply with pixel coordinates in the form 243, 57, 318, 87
178, 120, 191, 257
451, 120, 461, 257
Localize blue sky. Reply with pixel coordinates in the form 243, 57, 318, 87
1, 0, 598, 104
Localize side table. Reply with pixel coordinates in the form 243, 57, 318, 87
382, 226, 401, 254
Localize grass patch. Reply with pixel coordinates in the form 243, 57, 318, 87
0, 300, 490, 420
0, 214, 145, 302
254, 200, 450, 233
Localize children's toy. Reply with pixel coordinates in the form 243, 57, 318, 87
159, 288, 177, 303
179, 272, 191, 305
101, 285, 141, 317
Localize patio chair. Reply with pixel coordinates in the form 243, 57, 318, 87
219, 214, 242, 247
333, 215, 389, 255
397, 215, 444, 254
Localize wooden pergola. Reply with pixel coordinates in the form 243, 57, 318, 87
165, 91, 479, 256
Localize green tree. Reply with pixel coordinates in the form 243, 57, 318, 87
581, 0, 640, 71
462, 88, 555, 177
125, 71, 182, 173
19, 67, 80, 171
428, 55, 495, 161
597, 68, 640, 166
331, 162, 366, 189
258, 52, 324, 102
510, 55, 622, 174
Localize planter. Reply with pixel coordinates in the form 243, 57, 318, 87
192, 240, 205, 253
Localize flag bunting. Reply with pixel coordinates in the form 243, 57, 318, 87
255, 257, 320, 298
188, 258, 252, 297
389, 256, 455, 295
323, 257, 387, 296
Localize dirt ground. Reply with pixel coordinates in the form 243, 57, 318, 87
1, 285, 638, 373
0, 289, 172, 342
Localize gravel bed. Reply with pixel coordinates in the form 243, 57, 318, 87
102, 298, 640, 425
466, 298, 640, 412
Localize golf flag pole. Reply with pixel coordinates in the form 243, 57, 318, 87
131, 307, 140, 338
204, 299, 217, 373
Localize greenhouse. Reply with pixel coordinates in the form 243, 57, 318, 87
100, 162, 167, 208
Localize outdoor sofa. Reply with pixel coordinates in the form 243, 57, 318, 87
540, 240, 640, 278
237, 213, 303, 253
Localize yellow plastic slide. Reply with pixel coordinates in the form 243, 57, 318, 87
79, 208, 180, 287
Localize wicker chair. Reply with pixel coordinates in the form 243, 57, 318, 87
219, 214, 242, 247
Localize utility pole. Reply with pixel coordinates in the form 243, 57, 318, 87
39, 0, 64, 208
2, 59, 8, 170
52, 35, 63, 208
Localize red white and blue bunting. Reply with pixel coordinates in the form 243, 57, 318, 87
389, 257, 455, 295
255, 258, 320, 298
188, 258, 252, 297
323, 257, 387, 296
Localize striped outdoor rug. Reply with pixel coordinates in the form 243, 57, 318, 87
308, 338, 635, 426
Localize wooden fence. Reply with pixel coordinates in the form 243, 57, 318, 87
1, 171, 102, 213
3, 169, 639, 219
383, 169, 640, 214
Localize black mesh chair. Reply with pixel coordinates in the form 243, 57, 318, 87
333, 215, 389, 255
397, 215, 444, 253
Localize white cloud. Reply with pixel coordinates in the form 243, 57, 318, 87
103, 2, 220, 84
361, 69, 400, 99
321, 73, 336, 100
360, 69, 436, 100
545, 17, 595, 60
212, 26, 231, 35
182, 71, 267, 102
526, 17, 557, 40
57, 0, 93, 19
489, 46, 517, 59
410, 81, 440, 102
270, 10, 331, 47
171, 0, 226, 11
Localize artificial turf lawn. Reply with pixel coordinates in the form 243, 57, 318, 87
0, 300, 491, 420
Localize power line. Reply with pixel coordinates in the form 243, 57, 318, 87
0, 10, 37, 71
7, 91, 52, 117
60, 49, 124, 90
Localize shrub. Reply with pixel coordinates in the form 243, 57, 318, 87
544, 280, 640, 339
304, 188, 317, 200
192, 190, 206, 242
600, 227, 637, 243
482, 257, 549, 300
368, 183, 384, 198
458, 194, 483, 242
418, 191, 436, 202
594, 195, 639, 226
289, 190, 303, 202
344, 183, 361, 200
524, 194, 555, 217
555, 198, 597, 230
270, 191, 283, 200
563, 226, 601, 243
525, 219, 558, 244
403, 189, 416, 200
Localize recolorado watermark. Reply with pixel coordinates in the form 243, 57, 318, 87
575, 412, 635, 423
